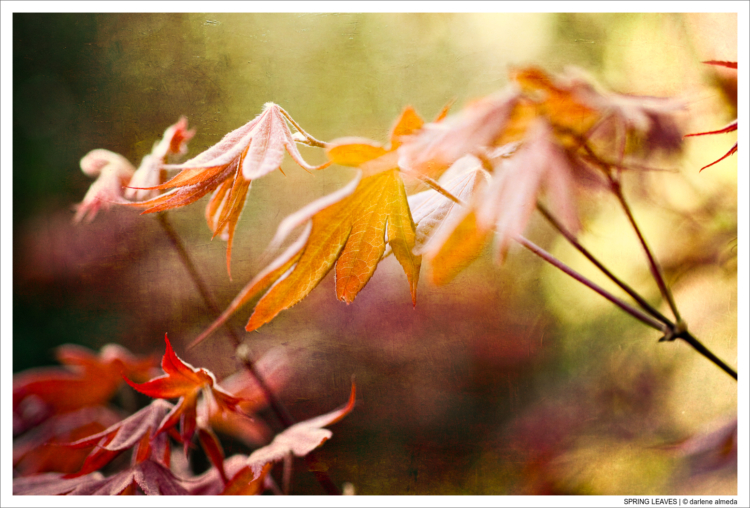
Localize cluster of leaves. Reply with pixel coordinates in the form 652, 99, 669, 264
182, 65, 684, 346
13, 62, 736, 496
13, 337, 355, 495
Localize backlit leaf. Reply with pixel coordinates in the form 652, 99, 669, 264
191, 108, 424, 345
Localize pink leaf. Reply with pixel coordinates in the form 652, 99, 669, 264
246, 381, 356, 475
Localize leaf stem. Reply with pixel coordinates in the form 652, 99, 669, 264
536, 202, 673, 327
515, 235, 670, 334
401, 169, 467, 206
278, 106, 328, 148
155, 212, 341, 495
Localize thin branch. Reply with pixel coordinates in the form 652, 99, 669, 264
155, 213, 227, 324
515, 235, 670, 334
670, 330, 738, 380
536, 202, 673, 327
155, 212, 341, 495
609, 175, 682, 322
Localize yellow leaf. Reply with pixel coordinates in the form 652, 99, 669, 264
326, 138, 388, 167
427, 209, 490, 286
247, 169, 419, 332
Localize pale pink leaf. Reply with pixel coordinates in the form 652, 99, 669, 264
246, 382, 356, 475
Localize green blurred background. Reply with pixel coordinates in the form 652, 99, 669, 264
13, 12, 738, 494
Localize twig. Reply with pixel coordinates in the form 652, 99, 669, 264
515, 235, 670, 334
608, 175, 682, 323
666, 329, 738, 380
536, 202, 673, 327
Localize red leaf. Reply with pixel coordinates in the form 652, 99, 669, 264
703, 60, 737, 69
124, 335, 244, 450
13, 472, 106, 495
62, 400, 172, 477
13, 406, 122, 476
13, 344, 158, 418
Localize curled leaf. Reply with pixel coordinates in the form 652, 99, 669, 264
127, 103, 329, 277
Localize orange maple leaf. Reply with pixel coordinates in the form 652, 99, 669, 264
190, 108, 424, 346
126, 103, 330, 277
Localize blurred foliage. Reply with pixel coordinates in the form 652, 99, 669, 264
13, 12, 737, 495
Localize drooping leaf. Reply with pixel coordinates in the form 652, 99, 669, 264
74, 149, 136, 223
125, 116, 196, 201
409, 154, 491, 256
127, 103, 330, 277
246, 381, 356, 476
406, 154, 492, 285
409, 119, 585, 284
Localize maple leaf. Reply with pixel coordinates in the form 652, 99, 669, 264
13, 406, 123, 476
549, 67, 684, 160
62, 399, 173, 478
14, 460, 189, 495
477, 120, 583, 261
409, 121, 587, 285
398, 89, 520, 178
125, 116, 195, 201
246, 381, 356, 476
124, 335, 244, 455
74, 149, 136, 223
400, 66, 684, 184
75, 118, 195, 221
406, 154, 492, 285
13, 343, 158, 420
126, 103, 330, 277
190, 108, 423, 345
